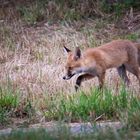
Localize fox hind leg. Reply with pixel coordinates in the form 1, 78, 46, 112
125, 64, 140, 89
117, 65, 130, 85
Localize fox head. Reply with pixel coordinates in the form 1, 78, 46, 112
63, 47, 83, 80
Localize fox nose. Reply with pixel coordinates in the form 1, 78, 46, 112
63, 76, 66, 80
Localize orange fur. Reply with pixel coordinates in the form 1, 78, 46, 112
134, 42, 140, 66
63, 40, 140, 90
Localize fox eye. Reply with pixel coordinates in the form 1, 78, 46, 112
65, 66, 72, 70
67, 66, 73, 70
65, 65, 73, 70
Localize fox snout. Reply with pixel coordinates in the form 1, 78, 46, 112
63, 76, 67, 80
63, 75, 70, 80
63, 73, 75, 80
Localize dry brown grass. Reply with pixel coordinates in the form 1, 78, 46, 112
0, 22, 137, 92
0, 18, 140, 110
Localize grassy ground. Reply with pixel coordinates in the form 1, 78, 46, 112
0, 1, 140, 138
1, 84, 140, 130
1, 127, 140, 140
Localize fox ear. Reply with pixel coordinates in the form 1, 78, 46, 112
63, 46, 71, 54
74, 47, 81, 60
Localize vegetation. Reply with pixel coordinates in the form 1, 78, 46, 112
0, 84, 19, 125
0, 83, 35, 126
44, 86, 140, 130
1, 0, 140, 25
16, 0, 140, 24
1, 127, 140, 140
1, 84, 140, 131
45, 87, 123, 121
0, 0, 140, 139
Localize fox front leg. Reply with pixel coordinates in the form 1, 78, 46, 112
75, 74, 94, 91
98, 72, 105, 89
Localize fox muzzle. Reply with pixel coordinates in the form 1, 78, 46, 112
63, 73, 75, 80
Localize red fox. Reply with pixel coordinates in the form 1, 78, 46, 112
63, 40, 140, 91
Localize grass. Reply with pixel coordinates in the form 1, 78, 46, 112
0, 82, 36, 126
0, 1, 140, 138
44, 86, 140, 130
0, 25, 16, 50
122, 33, 140, 41
0, 127, 140, 140
15, 0, 140, 25
0, 84, 19, 125
16, 1, 140, 25
17, 1, 46, 25
1, 82, 140, 131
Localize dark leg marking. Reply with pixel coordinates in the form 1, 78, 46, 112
75, 74, 94, 91
117, 65, 130, 85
